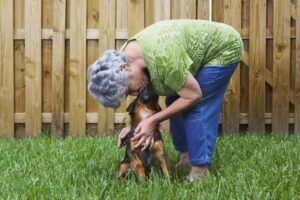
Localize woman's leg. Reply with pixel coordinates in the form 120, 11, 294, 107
183, 62, 239, 180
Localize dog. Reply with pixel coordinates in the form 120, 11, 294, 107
116, 89, 170, 180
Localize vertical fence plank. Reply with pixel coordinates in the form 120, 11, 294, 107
98, 0, 116, 135
86, 0, 99, 135
222, 0, 241, 134
42, 0, 53, 119
0, 0, 14, 137
240, 0, 249, 115
197, 0, 210, 20
295, 0, 300, 134
212, 0, 223, 22
154, 0, 170, 22
180, 0, 196, 19
171, 0, 180, 19
145, 0, 154, 26
14, 40, 25, 138
128, 0, 144, 35
249, 0, 266, 134
51, 0, 66, 136
25, 0, 42, 136
171, 0, 196, 19
116, 0, 128, 113
273, 0, 290, 135
127, 0, 145, 109
14, 0, 25, 138
70, 0, 87, 136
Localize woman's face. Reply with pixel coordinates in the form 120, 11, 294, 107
126, 64, 148, 96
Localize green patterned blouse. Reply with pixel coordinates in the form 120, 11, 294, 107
121, 20, 244, 96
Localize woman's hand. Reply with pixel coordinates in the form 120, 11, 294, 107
131, 117, 156, 151
117, 126, 131, 148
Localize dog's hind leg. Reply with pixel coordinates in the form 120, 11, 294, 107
152, 141, 170, 177
117, 162, 131, 178
116, 154, 131, 178
129, 153, 146, 180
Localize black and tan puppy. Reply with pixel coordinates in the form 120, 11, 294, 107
117, 89, 170, 180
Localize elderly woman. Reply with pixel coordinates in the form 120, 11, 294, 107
88, 19, 243, 181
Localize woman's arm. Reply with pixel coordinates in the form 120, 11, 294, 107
132, 72, 202, 150
151, 72, 202, 124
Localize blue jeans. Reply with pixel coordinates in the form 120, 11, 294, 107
165, 62, 239, 166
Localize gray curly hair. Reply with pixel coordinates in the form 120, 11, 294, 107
87, 50, 129, 108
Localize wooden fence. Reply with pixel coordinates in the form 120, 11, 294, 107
0, 0, 299, 138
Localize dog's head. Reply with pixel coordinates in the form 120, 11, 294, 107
126, 89, 161, 126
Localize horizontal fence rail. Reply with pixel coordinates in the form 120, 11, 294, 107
0, 0, 299, 138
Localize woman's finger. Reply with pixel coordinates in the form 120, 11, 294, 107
134, 136, 146, 149
131, 131, 143, 141
141, 137, 151, 151
150, 138, 155, 150
134, 126, 141, 135
118, 127, 131, 148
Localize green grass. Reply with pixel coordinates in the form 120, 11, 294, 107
0, 134, 299, 199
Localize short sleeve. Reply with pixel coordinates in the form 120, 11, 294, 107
155, 42, 193, 93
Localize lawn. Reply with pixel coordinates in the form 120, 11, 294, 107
0, 134, 299, 199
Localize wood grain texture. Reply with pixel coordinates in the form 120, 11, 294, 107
42, 0, 53, 118
0, 0, 14, 137
249, 0, 266, 134
86, 0, 99, 136
273, 0, 290, 135
51, 0, 66, 136
128, 0, 144, 35
42, 40, 52, 113
197, 0, 210, 20
69, 0, 87, 136
295, 0, 300, 134
179, 0, 196, 19
98, 0, 116, 135
154, 0, 170, 22
212, 0, 223, 22
145, 0, 154, 26
222, 0, 241, 134
170, 0, 196, 19
86, 40, 99, 136
14, 19, 26, 140
25, 0, 42, 136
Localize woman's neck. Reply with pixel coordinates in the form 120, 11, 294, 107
124, 40, 147, 68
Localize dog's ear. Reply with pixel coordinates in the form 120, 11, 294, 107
155, 103, 162, 112
126, 101, 136, 113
